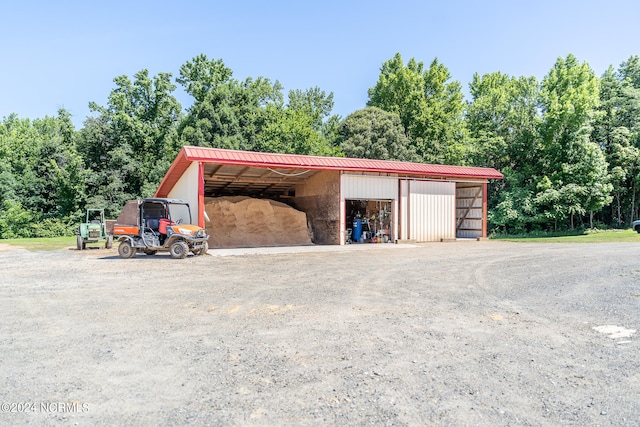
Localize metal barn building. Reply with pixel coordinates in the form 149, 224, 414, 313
154, 146, 503, 246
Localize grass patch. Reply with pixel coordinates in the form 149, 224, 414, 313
3, 229, 640, 250
493, 229, 640, 243
0, 236, 77, 251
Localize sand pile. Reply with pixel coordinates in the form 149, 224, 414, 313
204, 196, 312, 248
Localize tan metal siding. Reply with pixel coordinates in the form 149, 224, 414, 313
409, 181, 456, 242
341, 175, 398, 200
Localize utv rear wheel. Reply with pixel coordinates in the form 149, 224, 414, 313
169, 240, 189, 259
118, 240, 136, 259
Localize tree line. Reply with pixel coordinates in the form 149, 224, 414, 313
1, 52, 639, 238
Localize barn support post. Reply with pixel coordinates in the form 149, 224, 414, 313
198, 162, 205, 228
482, 182, 488, 238
339, 173, 345, 245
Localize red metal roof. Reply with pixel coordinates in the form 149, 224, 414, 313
155, 146, 503, 197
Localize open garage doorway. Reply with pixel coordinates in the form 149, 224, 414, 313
455, 182, 485, 239
345, 199, 394, 244
200, 162, 322, 248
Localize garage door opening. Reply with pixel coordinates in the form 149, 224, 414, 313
455, 183, 484, 239
201, 163, 318, 248
200, 164, 342, 247
345, 199, 394, 244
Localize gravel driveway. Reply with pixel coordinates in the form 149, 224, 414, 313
0, 241, 638, 426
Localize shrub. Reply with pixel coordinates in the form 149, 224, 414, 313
0, 200, 36, 239
31, 216, 77, 238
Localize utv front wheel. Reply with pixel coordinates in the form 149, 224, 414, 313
118, 240, 136, 259
193, 241, 209, 256
169, 240, 189, 259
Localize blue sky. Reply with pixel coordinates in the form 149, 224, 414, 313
2, 0, 640, 128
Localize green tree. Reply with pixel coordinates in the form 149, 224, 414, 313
338, 107, 418, 161
0, 116, 19, 207
78, 115, 134, 217
466, 72, 541, 232
594, 67, 629, 225
592, 58, 640, 226
287, 87, 335, 131
178, 54, 340, 156
537, 54, 611, 229
616, 56, 640, 223
287, 87, 342, 151
0, 110, 84, 236
416, 58, 468, 164
255, 87, 341, 156
80, 69, 181, 215
467, 73, 540, 169
177, 54, 283, 151
619, 55, 640, 89
368, 53, 467, 164
367, 53, 425, 135
0, 111, 85, 218
256, 106, 337, 156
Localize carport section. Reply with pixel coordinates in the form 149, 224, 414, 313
154, 146, 502, 246
155, 147, 346, 245
201, 163, 340, 245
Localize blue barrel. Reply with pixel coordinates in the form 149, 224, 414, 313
352, 219, 363, 241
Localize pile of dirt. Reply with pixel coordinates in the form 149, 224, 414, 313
204, 196, 311, 248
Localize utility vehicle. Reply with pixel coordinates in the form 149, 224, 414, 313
112, 198, 209, 259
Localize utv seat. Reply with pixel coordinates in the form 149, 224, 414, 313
145, 218, 160, 233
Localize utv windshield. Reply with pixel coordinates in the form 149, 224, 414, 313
168, 203, 192, 225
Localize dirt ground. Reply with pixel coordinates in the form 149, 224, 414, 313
0, 241, 639, 426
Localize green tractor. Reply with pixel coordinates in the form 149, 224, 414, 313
77, 209, 113, 250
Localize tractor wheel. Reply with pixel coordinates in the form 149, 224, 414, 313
77, 235, 85, 250
169, 240, 189, 259
143, 249, 158, 256
118, 240, 136, 259
105, 235, 113, 249
193, 241, 209, 256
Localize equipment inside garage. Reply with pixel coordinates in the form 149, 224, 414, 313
346, 200, 393, 244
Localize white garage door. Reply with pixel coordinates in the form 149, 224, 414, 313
409, 181, 456, 242
341, 174, 398, 199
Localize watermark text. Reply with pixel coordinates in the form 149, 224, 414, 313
1, 402, 89, 413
